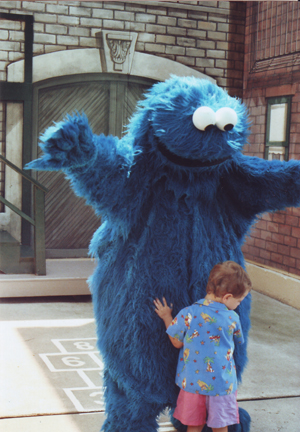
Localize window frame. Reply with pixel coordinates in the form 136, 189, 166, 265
265, 95, 292, 162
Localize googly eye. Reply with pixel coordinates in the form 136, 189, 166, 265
192, 106, 216, 132
215, 107, 238, 131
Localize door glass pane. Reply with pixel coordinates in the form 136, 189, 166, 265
269, 103, 287, 142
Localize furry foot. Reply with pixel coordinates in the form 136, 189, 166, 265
170, 414, 187, 432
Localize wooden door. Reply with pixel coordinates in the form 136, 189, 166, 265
35, 76, 153, 257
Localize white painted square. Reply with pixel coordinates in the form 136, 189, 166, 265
40, 352, 103, 372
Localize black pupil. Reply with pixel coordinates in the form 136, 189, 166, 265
205, 124, 214, 132
224, 124, 234, 131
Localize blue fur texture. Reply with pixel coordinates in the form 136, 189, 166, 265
26, 76, 300, 431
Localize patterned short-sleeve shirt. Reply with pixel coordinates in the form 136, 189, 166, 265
166, 298, 244, 396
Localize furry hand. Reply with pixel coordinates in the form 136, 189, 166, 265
25, 114, 95, 171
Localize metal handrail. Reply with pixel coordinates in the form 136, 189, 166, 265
0, 154, 47, 192
0, 154, 48, 275
0, 195, 35, 226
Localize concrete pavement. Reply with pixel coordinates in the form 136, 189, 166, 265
0, 291, 299, 432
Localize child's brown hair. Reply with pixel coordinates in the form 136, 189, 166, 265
206, 261, 252, 298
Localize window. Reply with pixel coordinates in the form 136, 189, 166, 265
265, 96, 291, 161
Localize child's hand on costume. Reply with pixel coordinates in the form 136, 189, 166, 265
154, 297, 173, 327
154, 297, 182, 348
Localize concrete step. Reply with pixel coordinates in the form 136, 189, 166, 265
1, 256, 299, 311
0, 258, 97, 298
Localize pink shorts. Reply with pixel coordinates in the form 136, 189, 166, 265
173, 389, 239, 428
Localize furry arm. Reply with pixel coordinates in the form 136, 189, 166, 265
225, 153, 300, 217
25, 114, 136, 214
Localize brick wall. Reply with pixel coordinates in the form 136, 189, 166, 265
0, 1, 246, 95
242, 1, 300, 277
0, 14, 25, 81
0, 1, 246, 211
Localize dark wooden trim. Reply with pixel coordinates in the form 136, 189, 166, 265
34, 188, 46, 275
0, 82, 32, 101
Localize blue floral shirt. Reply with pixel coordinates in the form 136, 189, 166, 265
166, 299, 244, 396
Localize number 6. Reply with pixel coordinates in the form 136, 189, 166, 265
62, 356, 85, 367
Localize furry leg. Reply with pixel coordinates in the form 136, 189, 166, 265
102, 371, 164, 432
237, 407, 251, 432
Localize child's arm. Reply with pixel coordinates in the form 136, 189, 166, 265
154, 297, 183, 349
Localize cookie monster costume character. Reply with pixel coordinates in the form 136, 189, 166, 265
26, 76, 300, 432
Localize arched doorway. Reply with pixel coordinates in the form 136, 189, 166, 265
7, 47, 214, 258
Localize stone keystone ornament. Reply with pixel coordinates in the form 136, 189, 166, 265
106, 34, 132, 71
100, 30, 138, 73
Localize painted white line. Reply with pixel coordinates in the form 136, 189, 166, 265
64, 388, 85, 412
64, 387, 105, 412
52, 338, 97, 354
88, 352, 104, 369
39, 352, 102, 372
77, 370, 99, 388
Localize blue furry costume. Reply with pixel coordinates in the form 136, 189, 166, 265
26, 76, 300, 432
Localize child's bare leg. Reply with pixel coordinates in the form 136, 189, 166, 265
212, 427, 228, 432
187, 426, 204, 432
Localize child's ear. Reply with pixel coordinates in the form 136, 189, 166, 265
223, 293, 233, 302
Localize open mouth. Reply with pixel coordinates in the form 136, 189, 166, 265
156, 137, 232, 168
